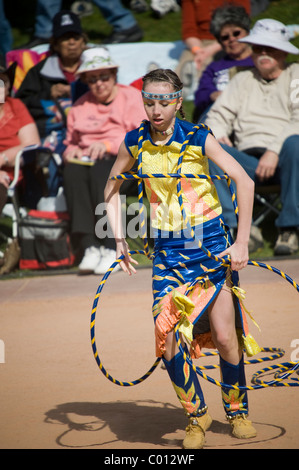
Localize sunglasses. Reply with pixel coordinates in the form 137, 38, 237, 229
252, 45, 278, 54
220, 30, 242, 42
86, 73, 112, 84
59, 32, 83, 41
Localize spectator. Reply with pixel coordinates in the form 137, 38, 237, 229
0, 62, 40, 274
194, 4, 253, 121
62, 47, 146, 275
17, 10, 87, 147
0, 63, 40, 188
205, 19, 299, 256
177, 0, 250, 84
194, 6, 298, 122
24, 0, 143, 48
16, 10, 87, 199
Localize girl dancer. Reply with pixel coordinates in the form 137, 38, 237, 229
104, 68, 258, 449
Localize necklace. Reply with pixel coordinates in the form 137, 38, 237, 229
151, 125, 174, 136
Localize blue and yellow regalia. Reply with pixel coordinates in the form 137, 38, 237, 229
125, 117, 259, 419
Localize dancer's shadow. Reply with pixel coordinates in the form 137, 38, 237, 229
45, 399, 186, 448
45, 399, 286, 449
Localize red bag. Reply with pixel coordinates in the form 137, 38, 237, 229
18, 210, 75, 270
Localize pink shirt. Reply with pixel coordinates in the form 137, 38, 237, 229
64, 84, 146, 156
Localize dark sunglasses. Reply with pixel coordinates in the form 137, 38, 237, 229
86, 73, 112, 84
252, 44, 277, 54
220, 30, 242, 42
59, 32, 83, 41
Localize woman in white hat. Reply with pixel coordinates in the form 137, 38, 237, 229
63, 47, 146, 275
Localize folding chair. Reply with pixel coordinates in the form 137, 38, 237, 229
6, 145, 64, 234
0, 145, 44, 274
253, 184, 281, 227
0, 145, 74, 274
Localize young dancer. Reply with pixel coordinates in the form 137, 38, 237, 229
104, 68, 258, 449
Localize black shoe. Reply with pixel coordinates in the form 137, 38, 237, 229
102, 24, 143, 44
130, 0, 149, 13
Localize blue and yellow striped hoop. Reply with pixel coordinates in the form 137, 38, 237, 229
90, 122, 299, 389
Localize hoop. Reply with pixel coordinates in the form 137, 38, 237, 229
90, 122, 299, 389
90, 249, 161, 386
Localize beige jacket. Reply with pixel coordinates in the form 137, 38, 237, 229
205, 63, 299, 155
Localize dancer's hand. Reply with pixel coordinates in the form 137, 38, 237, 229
219, 241, 249, 271
116, 239, 138, 275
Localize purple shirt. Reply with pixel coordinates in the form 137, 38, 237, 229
194, 55, 254, 117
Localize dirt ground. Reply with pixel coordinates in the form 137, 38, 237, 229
0, 258, 299, 451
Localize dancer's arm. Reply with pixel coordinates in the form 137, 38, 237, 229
205, 133, 254, 271
104, 141, 138, 275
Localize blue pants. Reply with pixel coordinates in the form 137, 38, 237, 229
209, 135, 299, 229
35, 0, 137, 39
0, 0, 13, 55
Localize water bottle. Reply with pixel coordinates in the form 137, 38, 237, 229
43, 131, 62, 165
43, 131, 58, 151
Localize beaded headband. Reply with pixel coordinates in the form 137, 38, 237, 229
141, 89, 183, 100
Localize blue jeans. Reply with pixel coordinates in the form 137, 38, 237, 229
35, 0, 61, 39
209, 135, 299, 230
35, 0, 136, 39
0, 0, 13, 54
93, 0, 136, 31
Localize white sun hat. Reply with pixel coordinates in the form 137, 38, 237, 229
239, 19, 299, 55
76, 47, 119, 74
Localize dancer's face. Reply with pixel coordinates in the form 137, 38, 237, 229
142, 82, 182, 132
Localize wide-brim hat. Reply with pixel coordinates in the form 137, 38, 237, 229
239, 19, 299, 55
76, 47, 118, 74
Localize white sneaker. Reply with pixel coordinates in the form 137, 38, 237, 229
94, 247, 120, 275
151, 0, 180, 17
78, 246, 101, 273
274, 230, 299, 255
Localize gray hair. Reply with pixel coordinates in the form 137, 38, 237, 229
210, 4, 251, 41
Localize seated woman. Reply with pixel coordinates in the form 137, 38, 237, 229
194, 4, 253, 122
0, 63, 40, 274
16, 10, 87, 195
63, 47, 146, 275
0, 62, 41, 198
